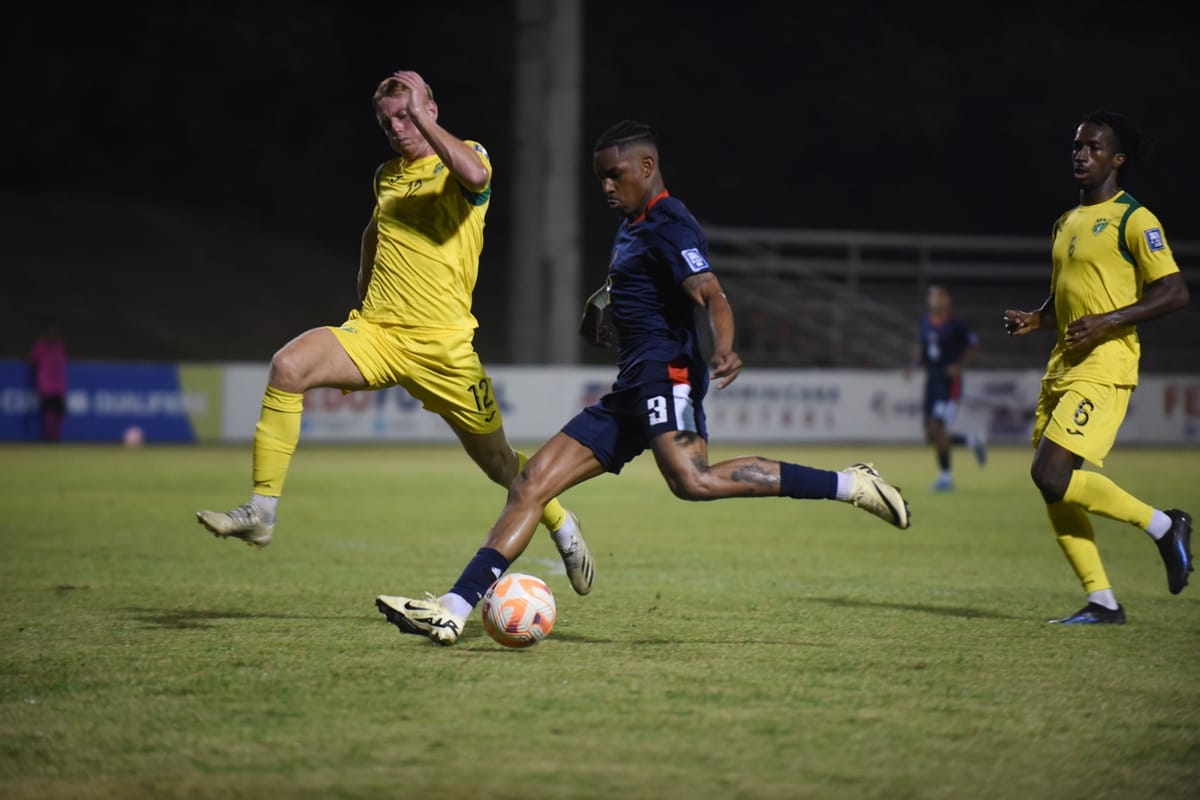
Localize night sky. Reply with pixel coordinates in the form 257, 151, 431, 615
6, 1, 1199, 360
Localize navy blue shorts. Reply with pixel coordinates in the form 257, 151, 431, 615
562, 359, 708, 474
924, 375, 961, 424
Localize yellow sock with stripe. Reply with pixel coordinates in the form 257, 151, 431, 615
1046, 500, 1110, 593
516, 450, 568, 532
1062, 470, 1154, 529
251, 386, 304, 497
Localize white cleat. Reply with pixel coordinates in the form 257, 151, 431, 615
845, 463, 911, 530
196, 502, 274, 548
553, 511, 595, 596
376, 594, 466, 646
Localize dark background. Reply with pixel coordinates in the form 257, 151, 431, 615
6, 1, 1197, 362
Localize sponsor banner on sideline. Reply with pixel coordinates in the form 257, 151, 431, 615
0, 360, 217, 442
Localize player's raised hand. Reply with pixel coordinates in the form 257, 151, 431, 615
391, 70, 431, 113
710, 350, 743, 389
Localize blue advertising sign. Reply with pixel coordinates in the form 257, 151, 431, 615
0, 360, 200, 442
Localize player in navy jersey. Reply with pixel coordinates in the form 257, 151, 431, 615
908, 285, 987, 491
375, 120, 911, 645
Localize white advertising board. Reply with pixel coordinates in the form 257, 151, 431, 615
216, 364, 1200, 446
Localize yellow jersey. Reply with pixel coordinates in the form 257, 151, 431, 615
362, 141, 492, 331
1045, 191, 1180, 386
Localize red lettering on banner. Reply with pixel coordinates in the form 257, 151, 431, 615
1163, 384, 1200, 418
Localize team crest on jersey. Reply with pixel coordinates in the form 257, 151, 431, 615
1145, 227, 1166, 251
1092, 219, 1109, 235
681, 248, 709, 272
473, 143, 489, 158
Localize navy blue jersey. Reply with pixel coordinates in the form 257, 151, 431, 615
607, 192, 711, 391
919, 315, 977, 399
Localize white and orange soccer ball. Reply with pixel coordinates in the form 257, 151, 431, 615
481, 572, 557, 648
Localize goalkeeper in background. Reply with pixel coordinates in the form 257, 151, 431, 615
1004, 108, 1191, 624
196, 69, 594, 597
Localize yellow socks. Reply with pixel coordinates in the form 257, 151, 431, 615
1046, 501, 1110, 593
516, 450, 568, 532
251, 386, 304, 497
1046, 470, 1158, 595
1062, 470, 1155, 529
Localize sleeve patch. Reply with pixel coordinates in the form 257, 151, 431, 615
681, 248, 710, 272
1145, 227, 1166, 251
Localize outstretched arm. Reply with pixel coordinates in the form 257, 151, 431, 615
682, 272, 742, 389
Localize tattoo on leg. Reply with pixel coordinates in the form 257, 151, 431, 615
729, 459, 778, 487
671, 431, 709, 474
673, 431, 701, 447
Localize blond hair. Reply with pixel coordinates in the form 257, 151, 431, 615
373, 76, 435, 109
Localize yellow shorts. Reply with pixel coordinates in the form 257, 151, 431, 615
328, 311, 503, 435
1031, 377, 1131, 467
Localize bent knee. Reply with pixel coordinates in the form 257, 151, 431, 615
665, 474, 719, 502
506, 468, 556, 508
478, 450, 520, 488
1030, 463, 1069, 503
269, 348, 304, 386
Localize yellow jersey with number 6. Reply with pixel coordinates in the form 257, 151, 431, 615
1045, 190, 1180, 386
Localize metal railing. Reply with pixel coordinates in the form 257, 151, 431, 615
704, 224, 1200, 371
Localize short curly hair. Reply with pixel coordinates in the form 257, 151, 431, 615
1081, 108, 1154, 171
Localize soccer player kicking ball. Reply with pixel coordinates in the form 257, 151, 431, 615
376, 120, 911, 645
195, 70, 592, 595
1004, 109, 1192, 625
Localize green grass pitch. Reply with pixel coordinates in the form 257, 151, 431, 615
1, 442, 1197, 799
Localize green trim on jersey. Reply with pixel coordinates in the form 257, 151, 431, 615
1113, 192, 1142, 267
461, 183, 491, 206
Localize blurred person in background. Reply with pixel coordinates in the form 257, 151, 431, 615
907, 284, 987, 491
28, 321, 68, 442
195, 69, 593, 596
1004, 108, 1191, 624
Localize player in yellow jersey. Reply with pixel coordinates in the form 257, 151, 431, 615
196, 70, 594, 596
1004, 109, 1191, 624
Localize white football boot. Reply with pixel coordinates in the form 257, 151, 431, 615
845, 463, 911, 530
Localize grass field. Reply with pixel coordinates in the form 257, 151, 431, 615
1, 442, 1197, 800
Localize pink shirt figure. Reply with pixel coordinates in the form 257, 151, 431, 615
30, 333, 68, 397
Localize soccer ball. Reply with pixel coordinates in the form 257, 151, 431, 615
481, 572, 556, 648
